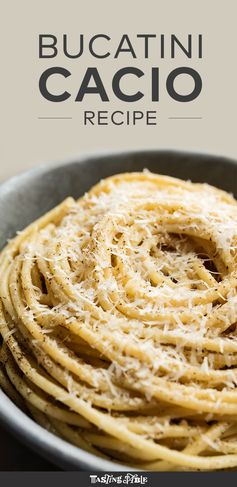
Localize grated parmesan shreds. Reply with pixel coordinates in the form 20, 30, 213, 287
1, 171, 237, 470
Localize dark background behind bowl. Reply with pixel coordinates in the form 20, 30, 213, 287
0, 150, 237, 470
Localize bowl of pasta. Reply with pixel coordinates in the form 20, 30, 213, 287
1, 149, 237, 471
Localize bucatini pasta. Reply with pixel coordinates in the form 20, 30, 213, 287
1, 171, 237, 470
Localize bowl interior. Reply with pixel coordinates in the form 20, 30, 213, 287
0, 149, 236, 470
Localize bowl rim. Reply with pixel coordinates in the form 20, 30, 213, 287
0, 388, 130, 471
0, 147, 236, 191
0, 148, 237, 471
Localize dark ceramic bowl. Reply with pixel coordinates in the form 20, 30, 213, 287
0, 150, 236, 470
